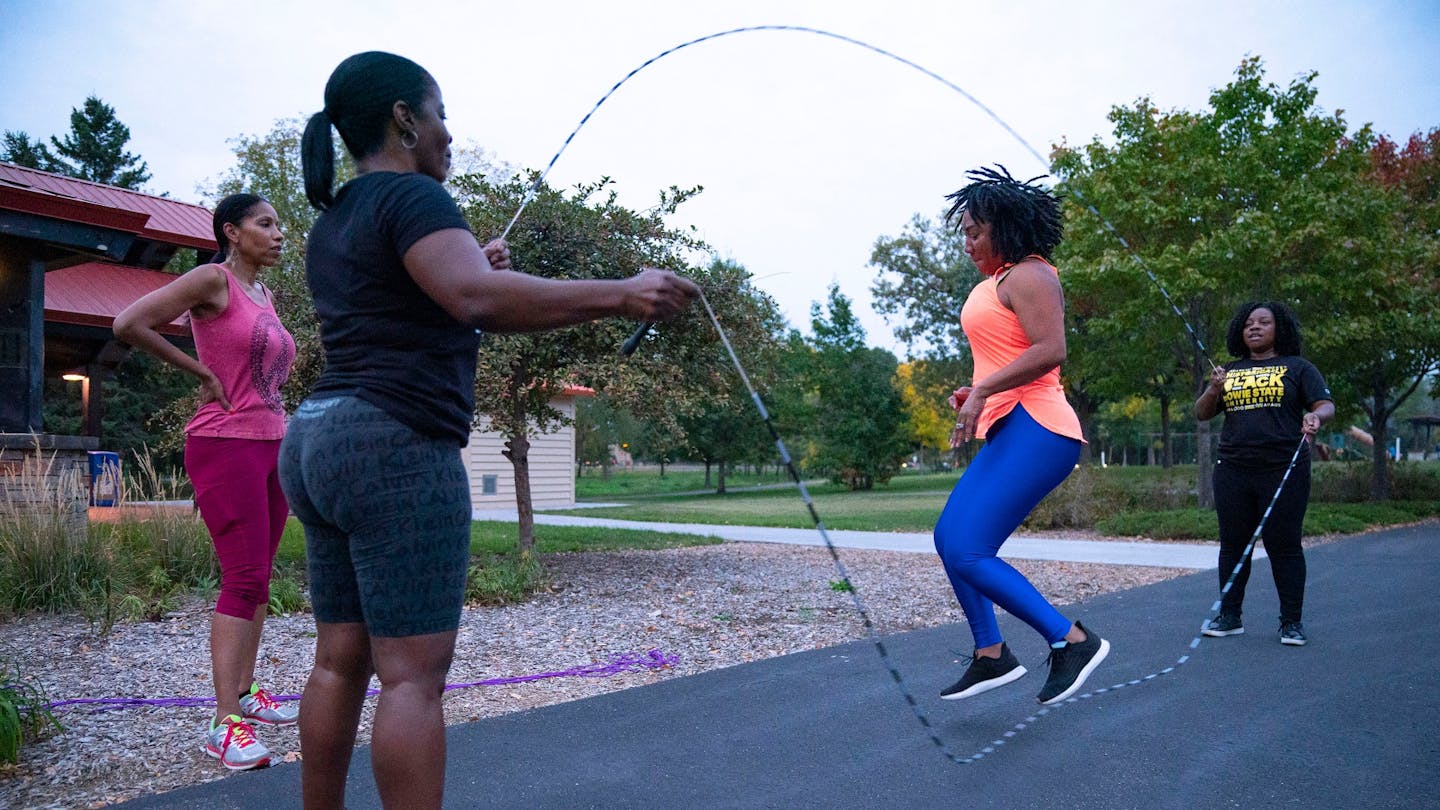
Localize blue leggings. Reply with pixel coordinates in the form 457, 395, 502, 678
934, 405, 1081, 648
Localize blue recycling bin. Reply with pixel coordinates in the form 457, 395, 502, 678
88, 451, 121, 507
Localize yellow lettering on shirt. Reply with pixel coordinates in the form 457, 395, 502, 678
1222, 365, 1288, 412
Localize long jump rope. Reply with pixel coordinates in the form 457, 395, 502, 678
42, 27, 1307, 761
495, 25, 1313, 765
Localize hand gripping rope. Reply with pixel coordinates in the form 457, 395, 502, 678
505, 24, 1311, 765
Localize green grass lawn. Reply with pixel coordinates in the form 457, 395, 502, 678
576, 468, 794, 499
561, 471, 962, 532
277, 518, 723, 567
1095, 500, 1440, 540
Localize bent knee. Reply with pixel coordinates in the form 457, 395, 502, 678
216, 582, 269, 617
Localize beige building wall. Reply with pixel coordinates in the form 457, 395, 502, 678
463, 395, 578, 510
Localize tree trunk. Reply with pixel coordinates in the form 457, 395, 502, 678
716, 460, 727, 494
1369, 382, 1392, 501
704, 459, 712, 489
1159, 394, 1173, 469
1196, 417, 1215, 509
503, 426, 536, 558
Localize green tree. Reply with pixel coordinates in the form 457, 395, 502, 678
44, 96, 151, 189
673, 259, 788, 493
11, 100, 188, 456
456, 174, 776, 554
803, 285, 909, 490
869, 212, 979, 363
1051, 57, 1426, 500
1, 131, 55, 170
575, 394, 640, 477
1330, 127, 1440, 495
895, 359, 965, 470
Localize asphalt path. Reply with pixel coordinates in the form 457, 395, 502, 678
120, 523, 1437, 809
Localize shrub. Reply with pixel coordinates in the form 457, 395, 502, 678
0, 445, 215, 627
1096, 509, 1218, 540
0, 448, 115, 616
1312, 459, 1440, 503
1311, 461, 1375, 503
1025, 465, 1176, 529
1392, 462, 1440, 502
465, 554, 546, 606
0, 654, 62, 765
267, 569, 308, 616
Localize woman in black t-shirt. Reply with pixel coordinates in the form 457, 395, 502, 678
280, 51, 698, 810
1194, 301, 1334, 648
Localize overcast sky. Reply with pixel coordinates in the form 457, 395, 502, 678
4, 0, 1438, 355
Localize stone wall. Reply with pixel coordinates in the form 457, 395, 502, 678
0, 433, 99, 543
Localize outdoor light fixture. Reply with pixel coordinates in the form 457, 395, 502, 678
62, 372, 87, 382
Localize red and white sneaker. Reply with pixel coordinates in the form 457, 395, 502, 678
205, 714, 271, 771
239, 684, 299, 726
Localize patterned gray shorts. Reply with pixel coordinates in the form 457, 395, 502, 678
278, 396, 470, 637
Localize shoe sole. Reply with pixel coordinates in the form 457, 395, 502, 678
1038, 639, 1111, 705
1202, 627, 1245, 637
243, 714, 299, 727
940, 665, 1028, 700
1280, 636, 1307, 646
205, 745, 272, 771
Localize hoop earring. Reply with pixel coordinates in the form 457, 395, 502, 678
400, 130, 419, 150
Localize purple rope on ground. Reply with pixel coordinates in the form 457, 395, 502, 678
41, 649, 677, 715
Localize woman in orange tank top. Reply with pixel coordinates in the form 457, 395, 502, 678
934, 167, 1109, 706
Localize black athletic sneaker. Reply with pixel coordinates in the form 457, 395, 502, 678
1279, 621, 1307, 646
1036, 622, 1111, 705
940, 643, 1027, 700
1203, 613, 1245, 637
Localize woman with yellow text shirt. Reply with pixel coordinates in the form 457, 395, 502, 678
1196, 301, 1334, 647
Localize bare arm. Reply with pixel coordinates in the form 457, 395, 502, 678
113, 265, 232, 409
1302, 399, 1336, 438
404, 230, 698, 332
952, 261, 1068, 442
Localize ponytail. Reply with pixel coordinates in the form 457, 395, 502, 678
302, 110, 336, 211
303, 52, 436, 213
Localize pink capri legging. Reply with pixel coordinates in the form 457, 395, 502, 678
185, 436, 288, 619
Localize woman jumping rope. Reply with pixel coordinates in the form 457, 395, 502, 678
932, 166, 1110, 705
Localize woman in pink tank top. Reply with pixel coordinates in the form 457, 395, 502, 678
115, 193, 296, 771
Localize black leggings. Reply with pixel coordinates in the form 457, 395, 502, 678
1213, 458, 1311, 625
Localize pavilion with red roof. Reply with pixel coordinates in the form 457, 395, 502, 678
0, 161, 213, 450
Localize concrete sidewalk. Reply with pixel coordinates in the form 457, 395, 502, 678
472, 508, 1235, 569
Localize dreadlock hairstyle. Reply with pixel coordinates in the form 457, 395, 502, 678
1225, 300, 1305, 359
944, 165, 1064, 264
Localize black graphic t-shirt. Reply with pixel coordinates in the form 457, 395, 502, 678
1216, 355, 1332, 469
307, 172, 479, 445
